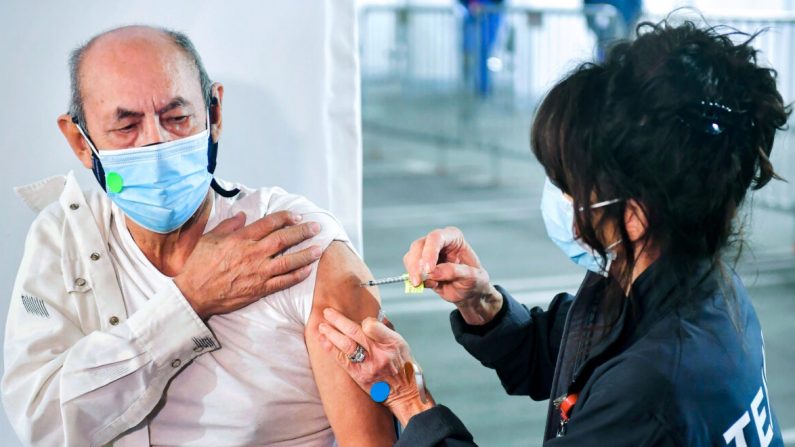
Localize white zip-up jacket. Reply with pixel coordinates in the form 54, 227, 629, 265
3, 172, 222, 446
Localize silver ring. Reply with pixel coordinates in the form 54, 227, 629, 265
348, 345, 367, 363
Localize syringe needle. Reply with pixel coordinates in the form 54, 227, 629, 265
360, 273, 410, 287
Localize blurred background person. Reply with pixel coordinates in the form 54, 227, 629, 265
460, 0, 505, 96
584, 0, 643, 61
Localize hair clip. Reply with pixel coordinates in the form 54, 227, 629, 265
678, 100, 750, 136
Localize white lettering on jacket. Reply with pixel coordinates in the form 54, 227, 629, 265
723, 331, 774, 447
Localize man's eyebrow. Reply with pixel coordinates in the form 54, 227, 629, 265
113, 97, 192, 122
115, 108, 144, 122
157, 97, 191, 115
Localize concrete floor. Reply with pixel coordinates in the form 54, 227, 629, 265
361, 116, 795, 445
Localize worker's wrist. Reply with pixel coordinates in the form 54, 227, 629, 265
388, 392, 436, 427
457, 285, 503, 326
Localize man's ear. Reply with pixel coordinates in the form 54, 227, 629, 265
624, 199, 648, 243
210, 83, 224, 143
57, 114, 94, 169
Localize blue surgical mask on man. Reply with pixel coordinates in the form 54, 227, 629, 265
540, 177, 622, 276
75, 117, 213, 233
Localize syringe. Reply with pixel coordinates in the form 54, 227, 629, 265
360, 273, 410, 287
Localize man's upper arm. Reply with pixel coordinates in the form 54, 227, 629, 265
304, 241, 396, 446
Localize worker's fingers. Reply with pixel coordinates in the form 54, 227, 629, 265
362, 317, 405, 346
379, 313, 396, 331
419, 227, 466, 284
237, 210, 303, 241
404, 236, 427, 287
316, 333, 362, 378
427, 262, 478, 283
318, 333, 334, 353
322, 308, 369, 348
207, 212, 247, 236
424, 279, 439, 289
318, 321, 361, 360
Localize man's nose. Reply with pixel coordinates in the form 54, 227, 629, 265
139, 114, 168, 147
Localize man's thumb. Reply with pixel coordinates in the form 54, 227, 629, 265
362, 318, 402, 344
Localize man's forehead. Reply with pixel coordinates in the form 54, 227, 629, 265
83, 26, 195, 73
79, 26, 201, 113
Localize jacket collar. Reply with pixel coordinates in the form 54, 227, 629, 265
14, 172, 69, 213
568, 255, 715, 391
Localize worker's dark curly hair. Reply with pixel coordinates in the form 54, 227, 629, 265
531, 19, 791, 317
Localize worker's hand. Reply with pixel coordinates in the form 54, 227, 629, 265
404, 227, 503, 325
317, 308, 435, 426
174, 211, 322, 319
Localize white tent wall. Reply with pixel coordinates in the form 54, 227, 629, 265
0, 1, 361, 444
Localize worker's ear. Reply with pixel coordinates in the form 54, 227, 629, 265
624, 199, 648, 243
57, 114, 94, 169
210, 83, 224, 143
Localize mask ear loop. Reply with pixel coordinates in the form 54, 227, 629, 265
206, 97, 240, 198
577, 198, 624, 276
72, 116, 107, 191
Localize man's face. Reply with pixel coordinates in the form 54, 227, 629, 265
79, 27, 207, 150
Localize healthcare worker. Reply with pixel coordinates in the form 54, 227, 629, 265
316, 20, 790, 446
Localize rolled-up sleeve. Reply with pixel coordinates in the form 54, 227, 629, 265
450, 286, 573, 400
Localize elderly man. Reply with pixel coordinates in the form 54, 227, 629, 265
2, 26, 395, 446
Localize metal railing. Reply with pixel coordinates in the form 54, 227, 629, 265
358, 5, 795, 214
359, 3, 622, 99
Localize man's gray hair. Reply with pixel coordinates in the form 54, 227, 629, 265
68, 26, 213, 131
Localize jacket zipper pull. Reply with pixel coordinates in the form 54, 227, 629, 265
555, 392, 579, 437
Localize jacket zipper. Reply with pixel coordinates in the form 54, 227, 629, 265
542, 276, 593, 440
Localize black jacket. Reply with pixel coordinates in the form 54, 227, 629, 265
397, 260, 784, 446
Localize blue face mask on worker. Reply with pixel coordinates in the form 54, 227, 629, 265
540, 177, 622, 276
74, 116, 213, 234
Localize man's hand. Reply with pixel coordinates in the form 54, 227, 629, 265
403, 227, 503, 325
174, 210, 322, 319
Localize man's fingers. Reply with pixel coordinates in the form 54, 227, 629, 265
269, 246, 323, 276
208, 212, 247, 236
318, 322, 360, 359
322, 308, 369, 347
261, 265, 313, 294
237, 210, 303, 240
260, 222, 321, 256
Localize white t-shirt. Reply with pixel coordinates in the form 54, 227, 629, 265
107, 183, 351, 446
